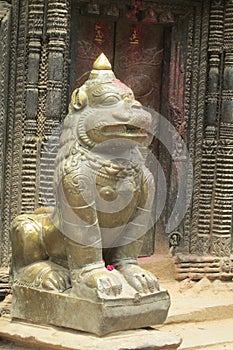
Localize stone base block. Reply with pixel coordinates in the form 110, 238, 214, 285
12, 285, 170, 336
0, 316, 182, 350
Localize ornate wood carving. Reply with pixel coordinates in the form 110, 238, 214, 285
0, 3, 11, 215
208, 1, 233, 258
38, 0, 70, 208
165, 1, 210, 256
175, 0, 233, 280
0, 0, 71, 276
0, 2, 11, 277
212, 0, 233, 258
189, 1, 210, 256
193, 0, 224, 256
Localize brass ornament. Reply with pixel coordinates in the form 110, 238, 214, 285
93, 52, 112, 69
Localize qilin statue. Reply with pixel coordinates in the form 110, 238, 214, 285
11, 53, 170, 335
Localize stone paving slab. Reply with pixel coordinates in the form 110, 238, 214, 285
160, 318, 233, 350
164, 278, 233, 325
0, 316, 182, 350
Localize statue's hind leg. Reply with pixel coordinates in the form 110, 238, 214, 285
11, 212, 71, 292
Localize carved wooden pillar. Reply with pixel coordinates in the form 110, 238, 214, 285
46, 0, 69, 121
175, 0, 233, 280
0, 2, 11, 293
27, 1, 44, 121
181, 0, 210, 255
38, 0, 70, 208
206, 54, 221, 127
21, 0, 45, 212
211, 0, 233, 257
0, 4, 11, 221
18, 0, 71, 211
196, 0, 224, 256
222, 0, 233, 124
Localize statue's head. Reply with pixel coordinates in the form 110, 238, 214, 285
69, 53, 153, 149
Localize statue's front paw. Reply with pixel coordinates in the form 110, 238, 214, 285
119, 264, 159, 294
88, 270, 122, 296
72, 264, 122, 297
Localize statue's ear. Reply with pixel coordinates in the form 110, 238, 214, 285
70, 87, 87, 110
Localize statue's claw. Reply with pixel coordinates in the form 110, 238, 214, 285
41, 270, 71, 292
119, 264, 159, 294
15, 261, 71, 293
96, 274, 122, 296
71, 264, 122, 298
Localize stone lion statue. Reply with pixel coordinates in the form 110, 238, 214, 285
11, 53, 160, 300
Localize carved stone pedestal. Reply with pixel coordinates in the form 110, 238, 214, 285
12, 284, 170, 336
0, 317, 182, 350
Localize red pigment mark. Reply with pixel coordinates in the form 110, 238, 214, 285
113, 79, 126, 87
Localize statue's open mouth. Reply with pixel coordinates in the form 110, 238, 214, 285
101, 124, 148, 138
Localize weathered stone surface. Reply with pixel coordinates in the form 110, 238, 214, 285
0, 317, 182, 350
11, 284, 170, 336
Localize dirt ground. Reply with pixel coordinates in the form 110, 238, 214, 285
140, 254, 233, 350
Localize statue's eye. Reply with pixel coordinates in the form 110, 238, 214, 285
101, 95, 120, 106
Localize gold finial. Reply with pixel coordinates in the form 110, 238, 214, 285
93, 53, 112, 70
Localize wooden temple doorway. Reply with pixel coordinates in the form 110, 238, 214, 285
70, 8, 170, 255
70, 16, 165, 112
